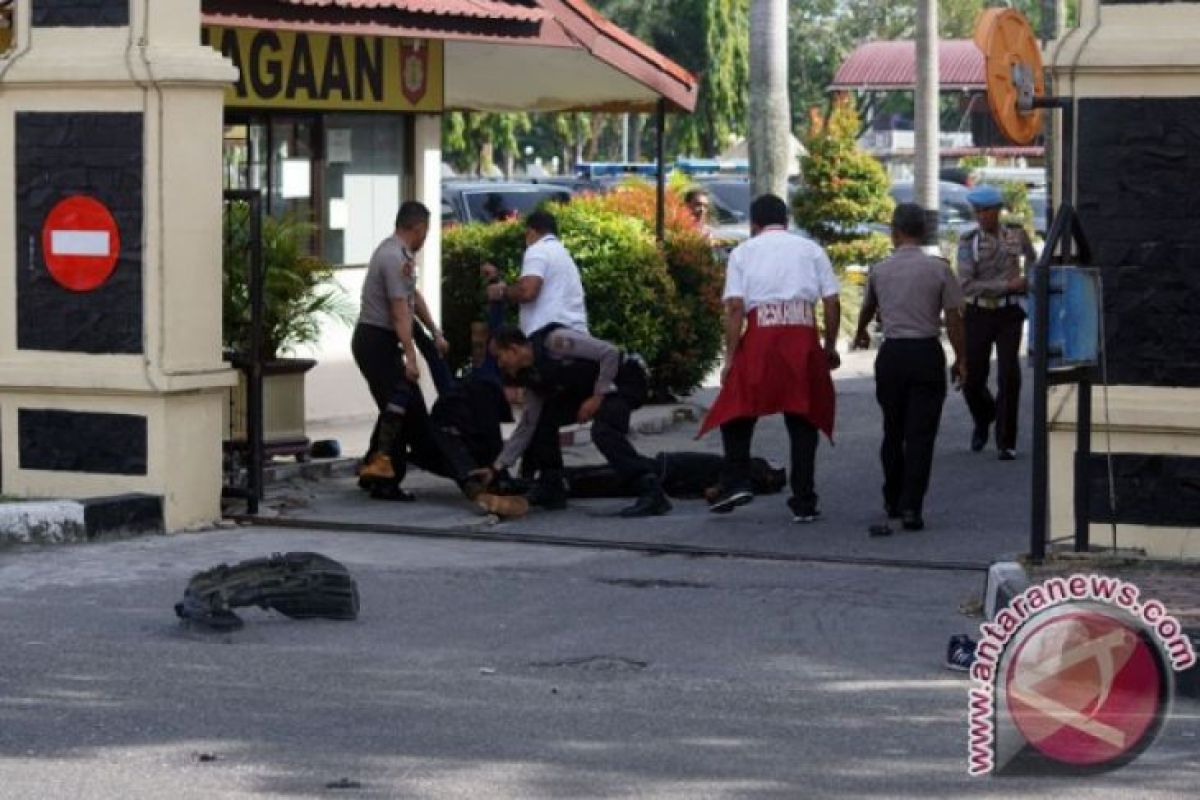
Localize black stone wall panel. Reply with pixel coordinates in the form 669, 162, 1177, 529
15, 112, 143, 354
1077, 98, 1200, 387
18, 408, 148, 475
1089, 454, 1200, 527
32, 0, 129, 27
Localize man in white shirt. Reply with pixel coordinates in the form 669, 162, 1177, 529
484, 210, 588, 335
698, 194, 841, 523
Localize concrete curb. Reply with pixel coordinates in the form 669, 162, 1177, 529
0, 493, 163, 547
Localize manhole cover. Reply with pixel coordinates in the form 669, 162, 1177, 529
531, 655, 648, 672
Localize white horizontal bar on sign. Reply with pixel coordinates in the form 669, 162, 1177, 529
50, 230, 110, 257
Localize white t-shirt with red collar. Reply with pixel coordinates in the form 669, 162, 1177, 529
722, 228, 839, 310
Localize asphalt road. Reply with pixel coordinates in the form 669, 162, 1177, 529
0, 528, 1196, 799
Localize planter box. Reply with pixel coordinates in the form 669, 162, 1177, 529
222, 357, 316, 461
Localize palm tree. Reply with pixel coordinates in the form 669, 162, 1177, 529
748, 0, 790, 199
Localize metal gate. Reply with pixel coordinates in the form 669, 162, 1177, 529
221, 190, 265, 514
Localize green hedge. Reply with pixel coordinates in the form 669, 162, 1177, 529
440, 192, 724, 398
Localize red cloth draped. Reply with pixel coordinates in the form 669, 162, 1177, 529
698, 311, 836, 439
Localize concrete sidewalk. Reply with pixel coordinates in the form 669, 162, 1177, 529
236, 349, 1032, 570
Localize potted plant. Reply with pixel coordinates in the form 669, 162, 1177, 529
222, 202, 354, 459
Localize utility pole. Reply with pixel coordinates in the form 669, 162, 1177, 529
915, 0, 940, 243
748, 0, 790, 199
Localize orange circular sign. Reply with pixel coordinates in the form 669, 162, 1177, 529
41, 195, 121, 292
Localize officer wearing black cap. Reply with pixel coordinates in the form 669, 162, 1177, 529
854, 203, 967, 533
958, 185, 1037, 461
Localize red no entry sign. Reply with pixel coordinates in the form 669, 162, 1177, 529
41, 195, 121, 292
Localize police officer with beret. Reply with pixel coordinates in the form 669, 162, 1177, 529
958, 185, 1037, 461
854, 203, 967, 533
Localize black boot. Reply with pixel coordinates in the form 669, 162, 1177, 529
619, 474, 672, 518
527, 470, 567, 510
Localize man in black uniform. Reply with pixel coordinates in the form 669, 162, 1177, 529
854, 203, 967, 532
957, 185, 1037, 461
473, 325, 670, 517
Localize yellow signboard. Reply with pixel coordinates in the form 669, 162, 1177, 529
202, 26, 443, 113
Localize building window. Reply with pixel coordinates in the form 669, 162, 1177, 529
321, 114, 407, 267
222, 112, 409, 267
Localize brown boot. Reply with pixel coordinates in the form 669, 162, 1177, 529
359, 452, 395, 481
360, 410, 404, 482
476, 492, 529, 519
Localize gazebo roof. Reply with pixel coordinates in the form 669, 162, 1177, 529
830, 39, 985, 92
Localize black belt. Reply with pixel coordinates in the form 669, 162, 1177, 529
968, 295, 1023, 310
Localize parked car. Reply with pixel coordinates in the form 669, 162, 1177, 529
441, 181, 572, 227
889, 180, 977, 236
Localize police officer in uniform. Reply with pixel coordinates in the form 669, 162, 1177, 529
958, 185, 1037, 461
474, 325, 671, 518
352, 201, 446, 499
854, 203, 967, 533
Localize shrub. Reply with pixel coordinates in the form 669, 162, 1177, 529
553, 197, 679, 367
998, 180, 1035, 234
793, 95, 893, 271
825, 232, 893, 274
440, 219, 526, 371
223, 203, 353, 361
654, 229, 725, 397
590, 182, 724, 396
442, 182, 726, 398
440, 199, 678, 375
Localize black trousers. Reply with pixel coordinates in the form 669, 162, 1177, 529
875, 338, 947, 515
525, 392, 656, 486
720, 415, 818, 506
351, 323, 435, 485
963, 304, 1024, 450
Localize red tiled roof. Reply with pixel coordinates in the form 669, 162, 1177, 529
201, 0, 697, 111
275, 0, 544, 23
551, 0, 695, 91
830, 39, 984, 91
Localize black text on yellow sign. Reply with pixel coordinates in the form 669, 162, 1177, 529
202, 26, 443, 112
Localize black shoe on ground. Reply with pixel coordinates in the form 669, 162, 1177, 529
998, 449, 1016, 461
971, 423, 990, 452
788, 496, 821, 524
619, 476, 672, 518
901, 510, 925, 531
527, 484, 567, 510
868, 523, 894, 537
709, 485, 753, 514
945, 634, 978, 672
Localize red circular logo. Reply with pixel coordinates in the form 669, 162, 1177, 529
1005, 610, 1165, 767
41, 195, 121, 292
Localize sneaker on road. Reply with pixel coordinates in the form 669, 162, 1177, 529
709, 486, 753, 514
788, 497, 820, 524
945, 634, 978, 672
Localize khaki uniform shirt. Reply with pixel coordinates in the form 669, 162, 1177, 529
864, 245, 964, 339
359, 235, 416, 331
957, 225, 1036, 301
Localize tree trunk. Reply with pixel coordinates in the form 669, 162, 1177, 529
748, 0, 790, 199
914, 0, 940, 243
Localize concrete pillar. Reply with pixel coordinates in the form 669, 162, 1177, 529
1046, 1, 1200, 558
0, 0, 237, 530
